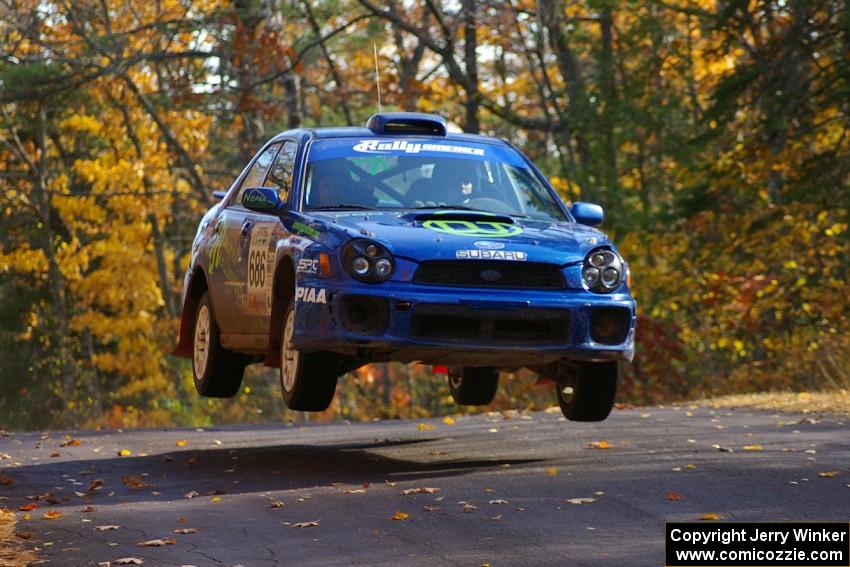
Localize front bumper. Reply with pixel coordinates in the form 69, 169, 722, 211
292, 279, 636, 367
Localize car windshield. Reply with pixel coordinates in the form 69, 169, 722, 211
302, 138, 567, 222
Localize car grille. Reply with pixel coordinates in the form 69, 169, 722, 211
411, 304, 570, 345
413, 261, 566, 290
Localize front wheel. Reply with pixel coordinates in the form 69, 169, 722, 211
280, 302, 339, 411
448, 367, 499, 406
555, 361, 617, 422
192, 292, 246, 397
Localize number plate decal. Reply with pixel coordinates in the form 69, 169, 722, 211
246, 223, 275, 316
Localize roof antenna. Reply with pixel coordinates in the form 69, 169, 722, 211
373, 41, 383, 113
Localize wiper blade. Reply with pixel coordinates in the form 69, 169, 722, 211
410, 204, 476, 210
310, 204, 374, 210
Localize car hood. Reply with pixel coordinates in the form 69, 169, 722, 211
309, 210, 611, 265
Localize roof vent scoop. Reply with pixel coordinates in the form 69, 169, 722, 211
366, 112, 447, 136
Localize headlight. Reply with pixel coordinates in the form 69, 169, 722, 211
342, 239, 395, 283
582, 248, 624, 293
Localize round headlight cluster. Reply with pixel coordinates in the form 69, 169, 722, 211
342, 239, 395, 283
582, 249, 625, 293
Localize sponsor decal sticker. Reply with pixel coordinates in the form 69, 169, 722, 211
456, 250, 527, 261
423, 219, 523, 238
293, 221, 321, 239
352, 139, 485, 157
297, 258, 318, 274
242, 188, 277, 209
473, 240, 505, 250
295, 286, 327, 304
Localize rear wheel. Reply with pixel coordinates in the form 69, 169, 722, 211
280, 302, 339, 411
192, 292, 246, 398
448, 367, 499, 406
555, 361, 617, 422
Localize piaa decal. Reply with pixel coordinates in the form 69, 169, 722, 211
295, 286, 327, 304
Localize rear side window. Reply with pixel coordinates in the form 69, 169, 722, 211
236, 143, 280, 205
264, 141, 297, 203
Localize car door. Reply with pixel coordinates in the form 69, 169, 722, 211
208, 142, 281, 336
240, 140, 298, 335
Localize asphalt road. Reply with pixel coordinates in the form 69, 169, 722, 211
1, 405, 848, 567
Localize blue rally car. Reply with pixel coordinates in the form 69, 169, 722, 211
174, 113, 636, 421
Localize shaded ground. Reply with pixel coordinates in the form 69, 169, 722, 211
0, 405, 848, 566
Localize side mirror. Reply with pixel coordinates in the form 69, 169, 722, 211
570, 202, 604, 226
242, 187, 286, 213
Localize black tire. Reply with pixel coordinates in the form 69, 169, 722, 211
447, 367, 499, 406
556, 361, 617, 422
279, 301, 338, 411
192, 292, 246, 398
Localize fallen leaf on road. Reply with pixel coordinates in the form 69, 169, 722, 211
18, 503, 38, 512
60, 438, 81, 447
489, 499, 508, 505
442, 416, 455, 425
0, 473, 12, 486
390, 510, 409, 521
712, 444, 733, 452
173, 528, 198, 534
401, 487, 440, 495
175, 440, 187, 447
292, 520, 320, 528
87, 479, 104, 493
14, 532, 32, 540
423, 506, 441, 512
43, 510, 64, 520
269, 500, 285, 508
417, 423, 435, 431
700, 513, 723, 521
490, 515, 503, 521
462, 503, 477, 513
113, 558, 144, 565
95, 525, 121, 531
588, 440, 613, 449
210, 497, 221, 503
819, 471, 839, 478
666, 492, 683, 501
184, 456, 200, 467
343, 489, 365, 494
742, 444, 764, 451
138, 538, 176, 547
547, 466, 558, 476
566, 498, 595, 505
183, 490, 199, 499
122, 476, 149, 490
117, 449, 131, 457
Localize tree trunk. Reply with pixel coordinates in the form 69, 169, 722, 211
462, 0, 480, 133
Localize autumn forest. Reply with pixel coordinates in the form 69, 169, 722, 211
1, 0, 848, 429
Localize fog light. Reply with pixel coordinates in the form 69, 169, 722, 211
594, 315, 616, 339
